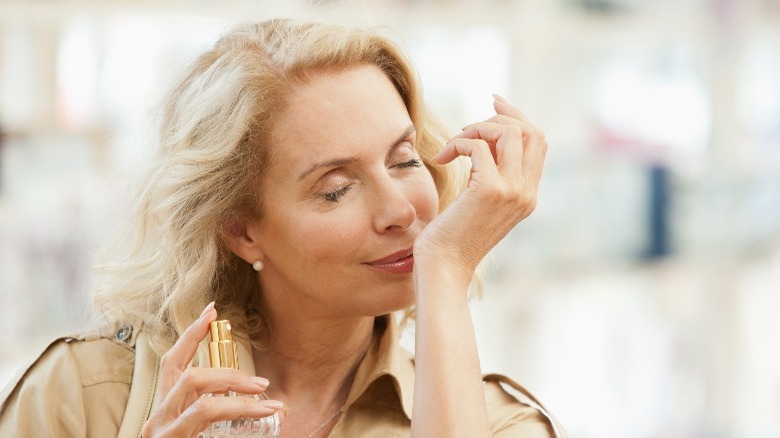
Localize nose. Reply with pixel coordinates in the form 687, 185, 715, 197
372, 179, 416, 233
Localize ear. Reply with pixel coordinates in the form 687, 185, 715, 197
222, 216, 264, 264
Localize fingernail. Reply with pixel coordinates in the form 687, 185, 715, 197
265, 400, 286, 410
199, 301, 215, 319
492, 93, 506, 102
252, 376, 270, 387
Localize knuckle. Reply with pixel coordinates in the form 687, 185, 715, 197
508, 125, 524, 141
537, 128, 547, 143
178, 368, 198, 387
159, 353, 173, 369
188, 396, 211, 418
518, 192, 537, 213
508, 187, 525, 203
227, 368, 243, 381
484, 184, 509, 202
499, 184, 524, 202
237, 394, 258, 410
181, 402, 213, 438
525, 196, 538, 213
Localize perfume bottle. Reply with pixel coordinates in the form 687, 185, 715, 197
198, 320, 281, 438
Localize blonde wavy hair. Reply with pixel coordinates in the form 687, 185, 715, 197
93, 19, 469, 355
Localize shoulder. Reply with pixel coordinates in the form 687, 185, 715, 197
3, 327, 137, 396
70, 328, 137, 385
482, 373, 567, 438
0, 326, 137, 436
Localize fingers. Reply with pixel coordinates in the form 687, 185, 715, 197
158, 301, 216, 396
166, 302, 216, 370
151, 395, 285, 438
143, 302, 288, 438
520, 126, 548, 192
154, 368, 277, 434
492, 93, 530, 121
453, 122, 526, 176
164, 367, 269, 404
458, 120, 547, 183
489, 97, 548, 186
179, 396, 284, 437
432, 94, 547, 223
433, 138, 501, 182
443, 95, 547, 185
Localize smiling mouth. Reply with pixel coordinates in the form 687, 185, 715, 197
364, 247, 414, 274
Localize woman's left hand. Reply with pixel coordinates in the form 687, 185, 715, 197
414, 94, 547, 284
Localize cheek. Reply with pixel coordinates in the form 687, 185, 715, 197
280, 204, 370, 265
283, 214, 358, 260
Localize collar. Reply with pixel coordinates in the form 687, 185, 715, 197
344, 314, 414, 419
205, 314, 415, 420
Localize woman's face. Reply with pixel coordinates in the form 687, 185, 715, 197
249, 65, 439, 318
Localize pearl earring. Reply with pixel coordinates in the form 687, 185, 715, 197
252, 260, 264, 272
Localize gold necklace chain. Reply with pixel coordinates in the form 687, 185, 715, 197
305, 406, 344, 438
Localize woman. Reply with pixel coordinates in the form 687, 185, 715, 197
0, 19, 563, 437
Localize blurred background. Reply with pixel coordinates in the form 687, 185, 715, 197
1, 0, 779, 436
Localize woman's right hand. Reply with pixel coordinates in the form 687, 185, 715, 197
141, 302, 285, 437
414, 95, 547, 286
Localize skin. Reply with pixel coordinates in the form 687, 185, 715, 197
142, 65, 547, 437
251, 66, 440, 321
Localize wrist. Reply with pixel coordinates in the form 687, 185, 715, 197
413, 236, 482, 280
412, 251, 474, 295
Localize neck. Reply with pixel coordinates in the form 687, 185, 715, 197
252, 313, 376, 414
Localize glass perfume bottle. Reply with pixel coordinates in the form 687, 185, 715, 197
198, 320, 281, 438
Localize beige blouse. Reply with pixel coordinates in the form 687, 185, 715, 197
0, 316, 565, 437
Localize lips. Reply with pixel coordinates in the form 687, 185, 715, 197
364, 247, 414, 274
366, 247, 413, 265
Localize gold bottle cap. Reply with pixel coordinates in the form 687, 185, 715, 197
208, 320, 239, 369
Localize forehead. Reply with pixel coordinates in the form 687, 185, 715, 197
268, 65, 411, 165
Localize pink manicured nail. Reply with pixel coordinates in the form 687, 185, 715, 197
265, 400, 286, 410
492, 93, 507, 103
252, 376, 270, 387
199, 301, 215, 319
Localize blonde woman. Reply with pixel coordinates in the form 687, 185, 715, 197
0, 19, 564, 437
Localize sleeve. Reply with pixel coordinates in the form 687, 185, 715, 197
483, 374, 567, 438
0, 339, 88, 436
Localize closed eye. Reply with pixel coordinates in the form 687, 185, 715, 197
322, 185, 352, 202
394, 159, 422, 169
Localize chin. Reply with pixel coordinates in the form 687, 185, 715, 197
348, 279, 415, 317
381, 286, 415, 313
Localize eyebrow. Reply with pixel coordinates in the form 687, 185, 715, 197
297, 123, 416, 182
